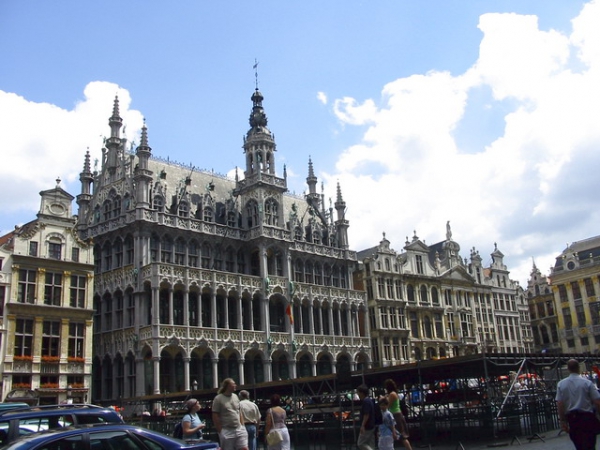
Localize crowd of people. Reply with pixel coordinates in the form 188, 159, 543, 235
174, 376, 417, 450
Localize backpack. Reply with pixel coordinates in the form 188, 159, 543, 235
372, 398, 383, 426
173, 422, 183, 439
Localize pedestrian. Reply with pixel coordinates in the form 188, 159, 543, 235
356, 385, 375, 450
182, 398, 205, 440
264, 393, 290, 450
556, 359, 600, 450
212, 378, 249, 450
239, 390, 261, 450
378, 398, 398, 450
384, 378, 413, 450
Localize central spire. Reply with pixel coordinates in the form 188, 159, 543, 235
248, 89, 270, 133
243, 86, 276, 177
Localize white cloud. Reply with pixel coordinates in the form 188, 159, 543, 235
326, 0, 600, 285
0, 82, 143, 230
316, 91, 328, 105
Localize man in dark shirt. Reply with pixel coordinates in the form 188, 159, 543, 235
357, 385, 375, 450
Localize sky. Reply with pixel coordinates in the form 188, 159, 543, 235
1, 1, 599, 286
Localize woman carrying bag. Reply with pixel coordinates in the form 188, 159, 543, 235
264, 394, 290, 450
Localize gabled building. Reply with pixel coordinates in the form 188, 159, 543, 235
0, 181, 94, 404
75, 89, 370, 403
525, 261, 560, 353
550, 236, 600, 353
355, 223, 531, 367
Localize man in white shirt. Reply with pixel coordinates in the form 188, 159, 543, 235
239, 390, 261, 450
556, 359, 600, 450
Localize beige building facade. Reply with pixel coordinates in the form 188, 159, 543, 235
550, 236, 600, 353
355, 225, 532, 367
0, 181, 94, 404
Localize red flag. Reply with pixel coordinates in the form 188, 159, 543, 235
286, 304, 294, 325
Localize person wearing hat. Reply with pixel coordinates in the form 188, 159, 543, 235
182, 398, 206, 440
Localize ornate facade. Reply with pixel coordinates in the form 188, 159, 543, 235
76, 89, 370, 402
0, 181, 94, 404
525, 261, 560, 353
355, 224, 532, 367
549, 236, 600, 353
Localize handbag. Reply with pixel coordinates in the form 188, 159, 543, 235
266, 409, 283, 446
267, 429, 283, 446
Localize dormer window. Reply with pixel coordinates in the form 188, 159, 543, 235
203, 207, 213, 222
178, 201, 189, 218
154, 195, 164, 212
416, 255, 424, 274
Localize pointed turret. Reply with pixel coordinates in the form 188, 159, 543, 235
76, 150, 94, 220
134, 119, 153, 207
334, 182, 349, 249
105, 96, 123, 173
136, 119, 151, 170
307, 157, 317, 195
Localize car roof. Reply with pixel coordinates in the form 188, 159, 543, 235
5, 424, 219, 450
0, 404, 120, 419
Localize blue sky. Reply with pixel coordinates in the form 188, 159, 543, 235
1, 0, 598, 285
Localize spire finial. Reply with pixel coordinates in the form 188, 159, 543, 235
83, 149, 91, 173
140, 118, 148, 147
253, 59, 259, 90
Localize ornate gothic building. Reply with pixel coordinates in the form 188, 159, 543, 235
355, 224, 533, 366
76, 89, 370, 402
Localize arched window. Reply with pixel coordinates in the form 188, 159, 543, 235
424, 316, 433, 338
175, 238, 186, 265
294, 259, 304, 282
189, 240, 199, 267
201, 243, 211, 269
112, 196, 121, 218
246, 200, 259, 228
103, 200, 111, 221
264, 198, 279, 226
161, 236, 173, 263
420, 285, 428, 303
124, 235, 134, 265
305, 261, 314, 284
113, 239, 123, 267
431, 287, 439, 304
225, 247, 235, 272
407, 284, 415, 302
314, 263, 322, 285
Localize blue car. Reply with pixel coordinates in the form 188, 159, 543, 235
1, 423, 219, 450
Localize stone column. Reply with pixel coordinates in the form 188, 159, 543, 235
153, 357, 160, 394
